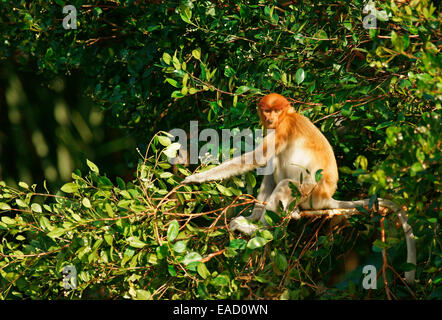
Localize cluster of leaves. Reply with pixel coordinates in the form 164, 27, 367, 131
0, 0, 440, 299
0, 135, 437, 299
2, 1, 436, 136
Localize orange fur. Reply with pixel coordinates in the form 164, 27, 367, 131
185, 93, 416, 284
258, 93, 339, 205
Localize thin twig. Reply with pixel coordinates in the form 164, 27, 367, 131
380, 215, 392, 300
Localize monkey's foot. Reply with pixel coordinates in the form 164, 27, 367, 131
229, 216, 259, 235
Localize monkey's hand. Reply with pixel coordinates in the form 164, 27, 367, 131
182, 173, 208, 184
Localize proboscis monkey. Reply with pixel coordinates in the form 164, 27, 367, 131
183, 93, 416, 284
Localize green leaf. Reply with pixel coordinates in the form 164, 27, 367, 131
264, 210, 281, 225
163, 142, 181, 158
355, 155, 368, 170
343, 21, 352, 30
411, 162, 423, 174
127, 236, 147, 249
162, 52, 171, 65
82, 198, 91, 208
192, 48, 201, 60
0, 202, 11, 210
15, 199, 27, 208
295, 68, 305, 84
288, 182, 301, 199
18, 181, 29, 189
39, 216, 53, 231
98, 176, 113, 188
105, 203, 114, 217
158, 135, 171, 147
167, 220, 180, 242
260, 229, 274, 241
274, 252, 288, 271
171, 90, 184, 98
210, 274, 229, 287
104, 234, 113, 246
182, 252, 202, 265
156, 245, 168, 259
168, 264, 177, 276
1, 216, 15, 225
245, 172, 256, 188
228, 239, 247, 250
316, 30, 328, 40
159, 172, 173, 179
247, 236, 271, 250
372, 239, 389, 252
197, 262, 210, 279
86, 159, 99, 174
179, 6, 192, 24
135, 289, 152, 300
116, 177, 125, 189
173, 240, 187, 253
216, 184, 233, 196
235, 86, 250, 94
315, 169, 323, 183
224, 65, 236, 78
31, 203, 42, 213
166, 78, 179, 88
61, 182, 79, 194
47, 228, 66, 239
254, 275, 269, 283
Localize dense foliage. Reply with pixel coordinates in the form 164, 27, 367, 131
0, 0, 440, 299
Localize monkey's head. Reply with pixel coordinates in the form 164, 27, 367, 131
258, 93, 291, 129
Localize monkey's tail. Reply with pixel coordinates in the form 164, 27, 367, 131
329, 198, 416, 285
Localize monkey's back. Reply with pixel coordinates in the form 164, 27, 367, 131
277, 112, 339, 209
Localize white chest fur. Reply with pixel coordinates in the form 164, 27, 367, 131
272, 138, 317, 184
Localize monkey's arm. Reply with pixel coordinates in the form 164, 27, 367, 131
183, 132, 277, 184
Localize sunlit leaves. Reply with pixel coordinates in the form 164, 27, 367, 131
86, 159, 99, 174
127, 236, 147, 249
60, 182, 79, 193
179, 5, 192, 24
182, 252, 202, 265
0, 202, 11, 210
192, 48, 201, 60
163, 142, 181, 158
167, 220, 179, 242
295, 68, 305, 84
0, 0, 439, 301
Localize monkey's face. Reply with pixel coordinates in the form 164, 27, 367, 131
259, 107, 285, 129
258, 93, 290, 129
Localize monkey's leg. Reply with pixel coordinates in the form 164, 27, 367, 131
260, 179, 315, 224
229, 175, 275, 235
